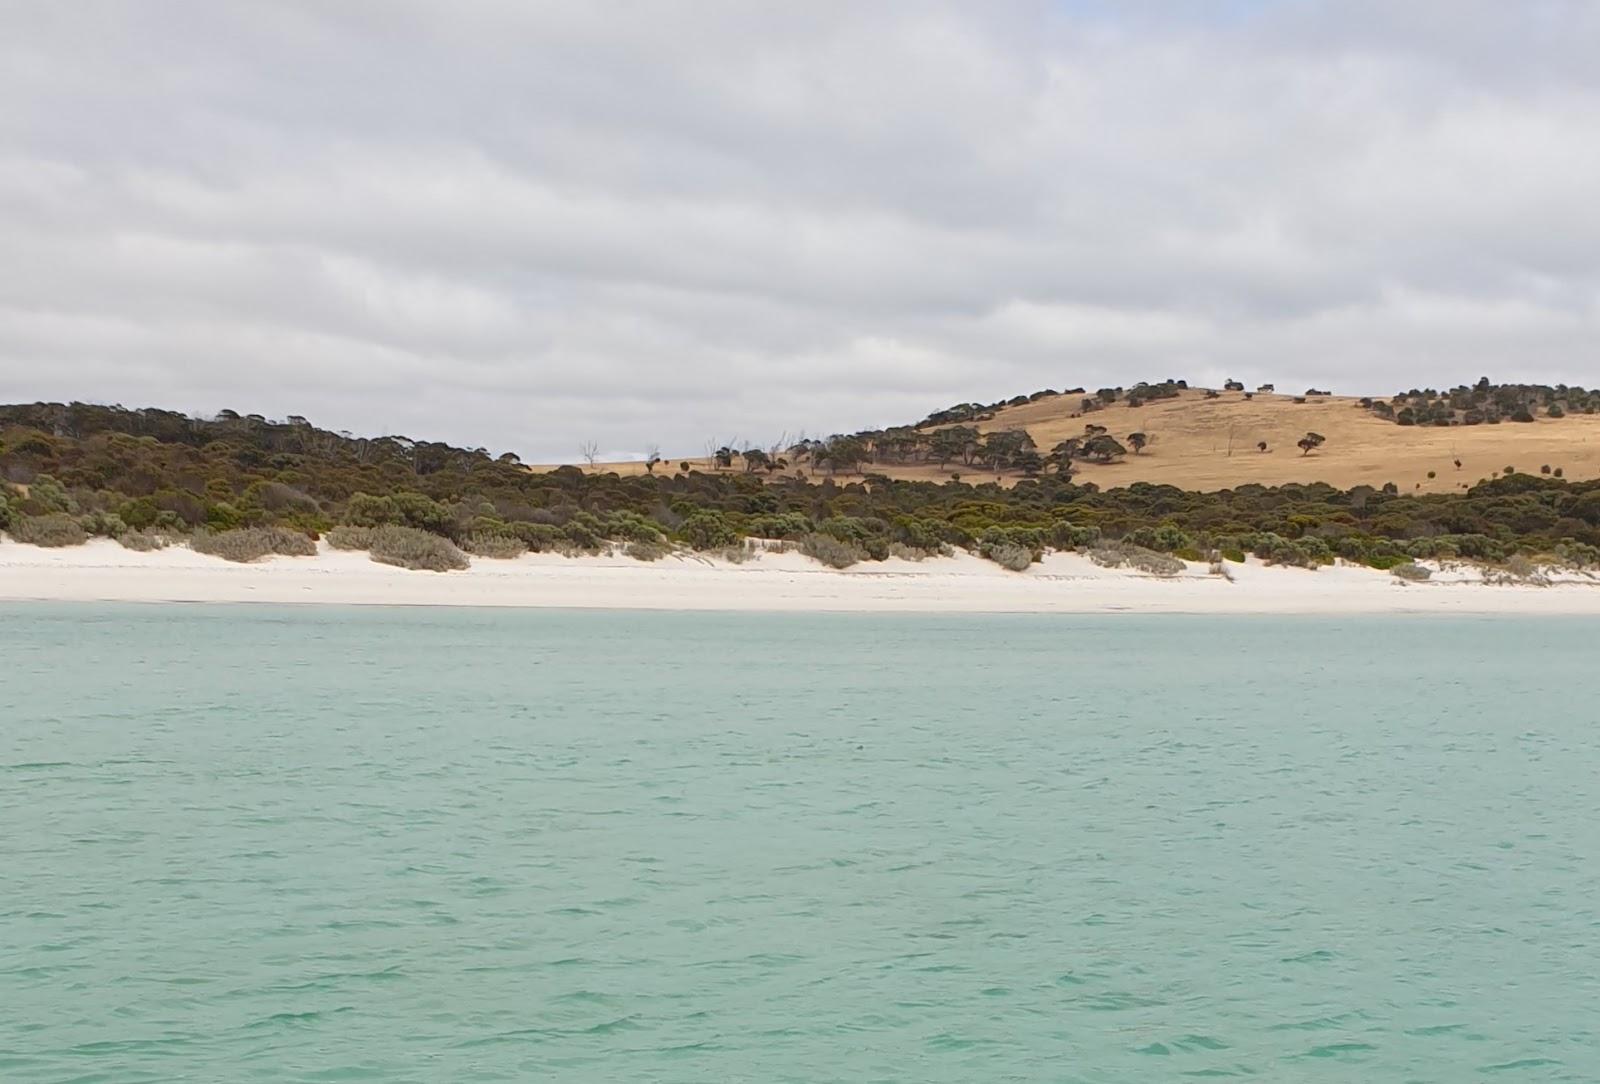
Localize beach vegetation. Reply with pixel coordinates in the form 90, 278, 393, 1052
4, 400, 1600, 577
190, 526, 318, 563
11, 512, 88, 547
367, 525, 469, 572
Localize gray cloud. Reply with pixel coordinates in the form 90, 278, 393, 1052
2, 0, 1598, 459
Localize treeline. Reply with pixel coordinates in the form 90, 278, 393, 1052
1362, 378, 1600, 426
4, 400, 1600, 572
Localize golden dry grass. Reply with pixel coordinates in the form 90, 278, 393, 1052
537, 389, 1600, 493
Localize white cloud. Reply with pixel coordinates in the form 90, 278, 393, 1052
1, 0, 1598, 458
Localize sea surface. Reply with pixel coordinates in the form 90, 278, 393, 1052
3, 604, 1598, 1082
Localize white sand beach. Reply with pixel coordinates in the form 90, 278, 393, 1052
2, 538, 1598, 614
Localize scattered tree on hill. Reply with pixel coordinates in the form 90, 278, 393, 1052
1297, 432, 1327, 456
579, 440, 600, 467
643, 444, 662, 474
1257, 441, 1268, 453
1127, 432, 1148, 454
1083, 434, 1127, 463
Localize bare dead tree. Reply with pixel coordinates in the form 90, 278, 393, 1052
579, 440, 600, 467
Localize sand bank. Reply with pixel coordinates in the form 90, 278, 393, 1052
2, 538, 1598, 614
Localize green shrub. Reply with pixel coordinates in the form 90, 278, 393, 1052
80, 510, 127, 538
509, 522, 566, 552
1363, 553, 1409, 570
679, 511, 739, 551
344, 492, 399, 527
746, 512, 814, 539
800, 532, 866, 569
367, 525, 469, 572
1220, 547, 1247, 563
11, 513, 88, 547
463, 532, 528, 559
25, 474, 75, 514
391, 492, 454, 535
191, 526, 317, 563
118, 497, 159, 530
602, 511, 666, 544
0, 489, 13, 531
561, 522, 602, 552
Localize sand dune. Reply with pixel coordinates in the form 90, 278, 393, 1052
3, 538, 1598, 614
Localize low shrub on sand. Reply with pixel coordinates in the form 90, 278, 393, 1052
625, 540, 669, 562
118, 529, 178, 552
463, 532, 528, 559
325, 525, 374, 551
800, 532, 866, 569
979, 541, 1033, 572
1089, 541, 1185, 577
1390, 562, 1432, 582
11, 513, 88, 547
367, 525, 469, 572
191, 526, 317, 563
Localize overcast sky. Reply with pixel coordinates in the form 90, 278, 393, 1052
3, 1, 1598, 460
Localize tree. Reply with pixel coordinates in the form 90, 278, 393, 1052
579, 440, 600, 467
1297, 431, 1326, 456
1127, 432, 1148, 454
1257, 441, 1268, 453
1083, 434, 1127, 462
742, 448, 771, 473
642, 444, 661, 474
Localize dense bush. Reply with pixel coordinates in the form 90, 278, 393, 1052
367, 525, 469, 572
11, 512, 88, 547
678, 511, 739, 551
1390, 562, 1432, 581
191, 526, 317, 563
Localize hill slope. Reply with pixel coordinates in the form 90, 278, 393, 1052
558, 388, 1600, 493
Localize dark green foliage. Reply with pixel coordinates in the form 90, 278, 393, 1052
1365, 379, 1595, 426
678, 511, 738, 551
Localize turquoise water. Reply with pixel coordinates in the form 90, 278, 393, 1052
3, 605, 1598, 1082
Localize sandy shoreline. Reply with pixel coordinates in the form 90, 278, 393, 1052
2, 538, 1598, 614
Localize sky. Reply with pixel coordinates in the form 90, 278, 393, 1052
3, 1, 1599, 461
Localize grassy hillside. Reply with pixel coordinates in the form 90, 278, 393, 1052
558, 387, 1600, 494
